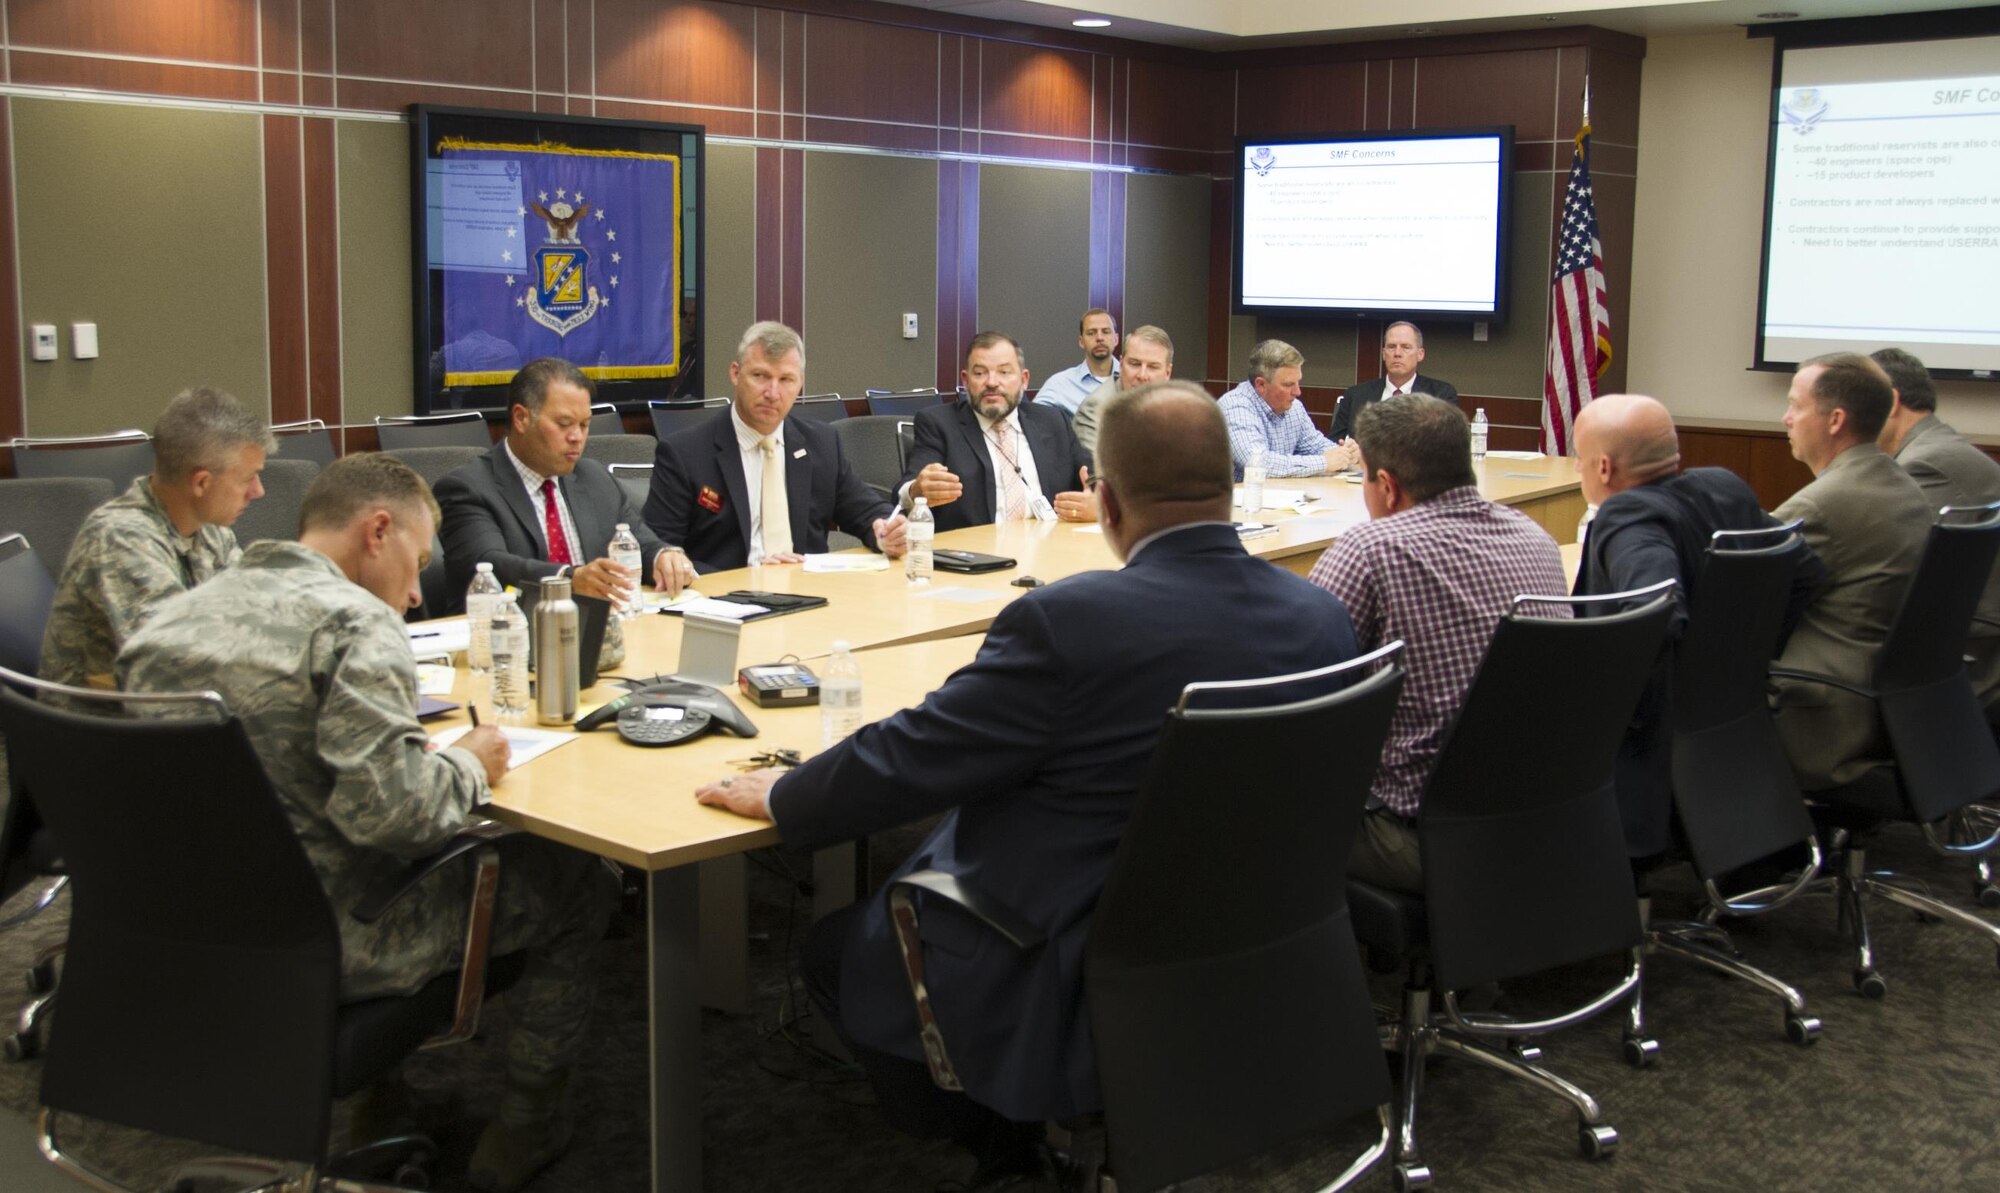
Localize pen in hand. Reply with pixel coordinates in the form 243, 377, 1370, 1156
469, 705, 481, 728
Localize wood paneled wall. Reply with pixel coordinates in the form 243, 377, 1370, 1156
0, 0, 1643, 470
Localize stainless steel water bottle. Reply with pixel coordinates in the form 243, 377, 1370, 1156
534, 575, 580, 725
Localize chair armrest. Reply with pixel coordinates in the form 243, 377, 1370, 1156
890, 870, 1046, 950
1768, 665, 1877, 700
352, 818, 519, 924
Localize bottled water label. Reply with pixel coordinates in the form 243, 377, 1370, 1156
1243, 465, 1267, 512
490, 618, 531, 717
820, 677, 865, 747
907, 524, 934, 582
466, 593, 497, 671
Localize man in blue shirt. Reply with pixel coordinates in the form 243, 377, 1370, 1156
1033, 308, 1119, 417
1217, 339, 1345, 479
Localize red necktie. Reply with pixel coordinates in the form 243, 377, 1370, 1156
542, 478, 573, 566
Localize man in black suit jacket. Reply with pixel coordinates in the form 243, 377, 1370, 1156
902, 331, 1098, 533
436, 358, 691, 613
1328, 320, 1461, 446
697, 381, 1360, 1188
642, 322, 904, 573
1572, 394, 1824, 857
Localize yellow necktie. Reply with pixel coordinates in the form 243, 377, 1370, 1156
759, 436, 793, 557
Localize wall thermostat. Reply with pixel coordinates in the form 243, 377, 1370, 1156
738, 662, 820, 707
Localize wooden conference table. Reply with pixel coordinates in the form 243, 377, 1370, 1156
444, 452, 1581, 1193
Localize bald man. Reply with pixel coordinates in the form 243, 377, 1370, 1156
1572, 394, 1826, 857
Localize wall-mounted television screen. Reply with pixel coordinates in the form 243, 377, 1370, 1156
1233, 127, 1513, 323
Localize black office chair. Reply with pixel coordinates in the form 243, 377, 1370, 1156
794, 394, 849, 423
865, 389, 943, 417
648, 397, 726, 440
231, 457, 321, 547
0, 666, 520, 1193
588, 402, 624, 438
271, 419, 338, 468
832, 415, 911, 501
890, 646, 1406, 1192
607, 463, 652, 511
1772, 503, 2000, 998
0, 476, 116, 575
1347, 583, 1676, 1189
10, 431, 155, 490
373, 411, 490, 451
381, 445, 484, 489
0, 533, 65, 1061
582, 433, 658, 467
1622, 525, 1824, 1066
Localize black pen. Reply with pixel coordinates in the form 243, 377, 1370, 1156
469, 705, 482, 728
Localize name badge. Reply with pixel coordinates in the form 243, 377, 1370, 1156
1027, 494, 1057, 523
793, 447, 808, 459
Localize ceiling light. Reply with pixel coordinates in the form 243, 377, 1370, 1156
1072, 17, 1111, 27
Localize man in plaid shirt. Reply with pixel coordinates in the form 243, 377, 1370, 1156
1308, 395, 1567, 893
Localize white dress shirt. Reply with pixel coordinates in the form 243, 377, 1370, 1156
977, 405, 1045, 519
503, 440, 583, 567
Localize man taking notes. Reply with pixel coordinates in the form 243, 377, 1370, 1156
697, 381, 1358, 1190
903, 331, 1098, 533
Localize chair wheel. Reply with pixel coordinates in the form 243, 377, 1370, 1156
1621, 1035, 1661, 1068
1785, 1014, 1823, 1045
1854, 970, 1887, 999
391, 1161, 431, 1189
4, 1031, 38, 1061
1976, 884, 2000, 909
1393, 1162, 1434, 1190
25, 960, 56, 995
1580, 1123, 1619, 1160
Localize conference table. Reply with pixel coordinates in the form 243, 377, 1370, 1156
444, 451, 1580, 1193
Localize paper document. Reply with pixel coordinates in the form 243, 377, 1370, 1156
415, 663, 458, 696
1233, 486, 1311, 511
670, 597, 767, 620
1071, 524, 1104, 535
803, 554, 890, 573
432, 723, 576, 767
407, 618, 471, 656
644, 588, 705, 610
1485, 450, 1545, 460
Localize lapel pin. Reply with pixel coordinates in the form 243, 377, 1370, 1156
793, 447, 808, 459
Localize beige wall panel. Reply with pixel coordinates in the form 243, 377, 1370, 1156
978, 165, 1090, 390
704, 143, 758, 398
338, 118, 412, 423
15, 98, 268, 435
1251, 316, 1358, 390
801, 152, 937, 397
1122, 173, 1209, 386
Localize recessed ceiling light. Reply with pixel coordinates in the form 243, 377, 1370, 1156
1072, 17, 1111, 27
1756, 10, 1800, 17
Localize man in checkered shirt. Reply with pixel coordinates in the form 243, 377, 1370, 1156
1308, 395, 1567, 893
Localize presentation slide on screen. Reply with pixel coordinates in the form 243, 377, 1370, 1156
1762, 36, 2000, 373
1239, 136, 1503, 313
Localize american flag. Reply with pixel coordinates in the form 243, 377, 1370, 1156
1541, 121, 1611, 455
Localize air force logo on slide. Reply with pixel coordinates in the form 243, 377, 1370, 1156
1249, 146, 1277, 177
1783, 89, 1829, 135
523, 191, 605, 336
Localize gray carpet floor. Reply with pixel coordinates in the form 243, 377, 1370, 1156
3, 819, 1998, 1192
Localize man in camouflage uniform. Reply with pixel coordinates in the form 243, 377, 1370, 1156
40, 387, 270, 699
118, 454, 616, 1193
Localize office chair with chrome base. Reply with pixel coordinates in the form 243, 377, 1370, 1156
890, 646, 1406, 1193
0, 665, 521, 1193
1621, 524, 1825, 1067
1770, 502, 2000, 999
1346, 583, 1676, 1190
9, 430, 156, 490
0, 533, 65, 1063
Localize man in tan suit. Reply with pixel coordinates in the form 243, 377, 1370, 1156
1873, 346, 2000, 719
1771, 352, 1933, 790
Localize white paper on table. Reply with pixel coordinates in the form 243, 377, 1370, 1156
415, 663, 457, 695
1484, 450, 1546, 460
643, 588, 705, 610
1072, 524, 1104, 534
406, 617, 471, 656
432, 723, 576, 767
911, 586, 1003, 604
1232, 486, 1311, 511
664, 597, 767, 620
1286, 508, 1370, 535
803, 554, 890, 573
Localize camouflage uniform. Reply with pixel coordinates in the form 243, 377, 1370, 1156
40, 476, 240, 699
117, 540, 615, 1087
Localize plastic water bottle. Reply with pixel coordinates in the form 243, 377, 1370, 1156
1243, 441, 1267, 512
608, 522, 643, 619
489, 591, 531, 721
906, 498, 934, 584
465, 562, 502, 672
1471, 408, 1490, 462
820, 641, 864, 748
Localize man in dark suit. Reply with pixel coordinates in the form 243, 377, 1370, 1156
696, 381, 1359, 1190
1572, 394, 1825, 857
1328, 320, 1460, 448
643, 321, 905, 573
902, 331, 1098, 533
436, 357, 693, 623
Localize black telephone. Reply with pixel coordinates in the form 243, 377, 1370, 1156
574, 679, 761, 746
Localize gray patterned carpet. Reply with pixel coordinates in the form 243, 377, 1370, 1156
3, 819, 1999, 1192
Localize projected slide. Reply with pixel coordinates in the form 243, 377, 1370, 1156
1761, 35, 2000, 374
1236, 132, 1508, 318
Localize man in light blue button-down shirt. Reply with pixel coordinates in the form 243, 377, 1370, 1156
1033, 308, 1120, 416
1217, 338, 1346, 479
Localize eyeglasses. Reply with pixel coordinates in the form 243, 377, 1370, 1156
1084, 473, 1109, 493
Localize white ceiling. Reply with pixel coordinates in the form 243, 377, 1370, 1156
875, 0, 1992, 50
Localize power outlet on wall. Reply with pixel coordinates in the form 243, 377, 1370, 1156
901, 313, 919, 340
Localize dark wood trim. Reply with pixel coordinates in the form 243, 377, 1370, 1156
1746, 5, 2000, 47
1213, 24, 1647, 70
262, 114, 309, 425
0, 98, 20, 458
755, 146, 782, 323
302, 118, 343, 446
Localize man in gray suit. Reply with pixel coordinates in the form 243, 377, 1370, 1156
1873, 346, 2000, 717
1771, 352, 1933, 790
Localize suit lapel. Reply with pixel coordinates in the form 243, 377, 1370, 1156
1021, 407, 1066, 499
488, 446, 549, 556
713, 418, 755, 551
951, 404, 994, 522
783, 419, 814, 547
558, 471, 599, 560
